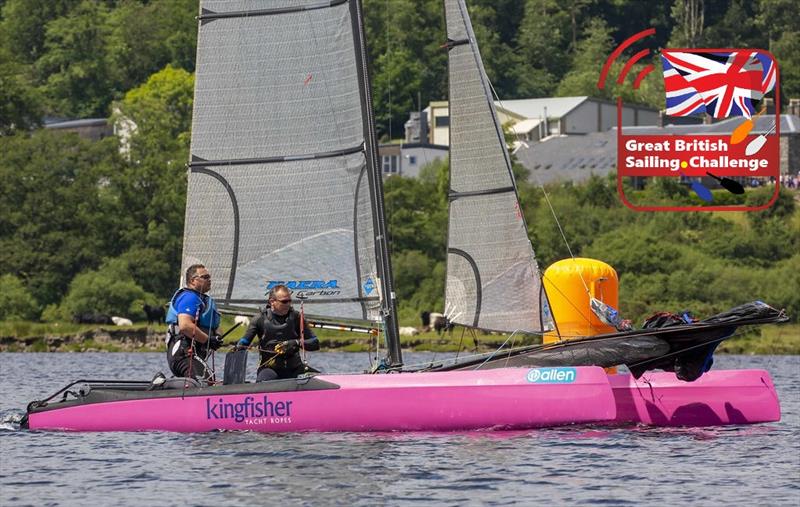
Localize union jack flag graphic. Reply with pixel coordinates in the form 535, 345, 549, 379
661, 50, 776, 119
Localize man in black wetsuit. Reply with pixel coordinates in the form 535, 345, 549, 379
236, 284, 320, 381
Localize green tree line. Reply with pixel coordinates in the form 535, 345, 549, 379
1, 0, 798, 325
3, 0, 798, 136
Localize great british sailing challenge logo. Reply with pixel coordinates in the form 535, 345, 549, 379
598, 29, 781, 211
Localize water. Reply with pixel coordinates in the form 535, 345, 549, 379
1, 352, 798, 506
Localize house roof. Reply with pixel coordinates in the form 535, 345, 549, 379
516, 131, 617, 185
400, 142, 449, 151
620, 114, 799, 135
495, 97, 589, 120
508, 118, 543, 135
44, 118, 108, 129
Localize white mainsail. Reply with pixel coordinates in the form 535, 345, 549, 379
182, 0, 401, 363
443, 0, 547, 333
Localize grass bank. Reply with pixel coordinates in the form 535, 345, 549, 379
1, 320, 797, 354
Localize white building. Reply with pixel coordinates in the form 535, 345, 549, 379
423, 96, 660, 146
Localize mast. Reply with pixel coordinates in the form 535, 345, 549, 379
349, 0, 402, 367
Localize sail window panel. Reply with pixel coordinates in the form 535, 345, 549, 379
447, 193, 544, 333
354, 164, 382, 321
182, 170, 237, 301
192, 1, 362, 161
447, 47, 513, 193
182, 154, 379, 321
445, 255, 479, 327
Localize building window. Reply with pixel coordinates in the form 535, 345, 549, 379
383, 155, 398, 173
408, 156, 417, 165
435, 116, 450, 127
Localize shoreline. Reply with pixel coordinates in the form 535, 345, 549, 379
1, 323, 797, 354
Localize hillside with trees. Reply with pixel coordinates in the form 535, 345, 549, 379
1, 0, 798, 327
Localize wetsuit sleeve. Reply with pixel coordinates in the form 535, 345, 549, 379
301, 322, 320, 351
238, 316, 262, 347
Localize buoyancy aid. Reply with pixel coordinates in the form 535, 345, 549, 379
257, 309, 302, 371
166, 288, 220, 330
165, 288, 221, 356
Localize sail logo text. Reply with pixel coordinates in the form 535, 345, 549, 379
527, 367, 577, 383
268, 280, 339, 290
267, 279, 341, 298
206, 396, 293, 423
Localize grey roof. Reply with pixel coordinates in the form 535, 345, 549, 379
495, 97, 590, 119
516, 131, 617, 185
44, 118, 108, 129
400, 142, 449, 151
621, 114, 799, 135
495, 96, 658, 120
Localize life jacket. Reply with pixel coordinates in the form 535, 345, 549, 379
258, 309, 302, 371
165, 288, 221, 338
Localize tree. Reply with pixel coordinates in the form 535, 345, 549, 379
557, 18, 615, 99
364, 0, 441, 138
756, 0, 800, 100
517, 0, 570, 97
110, 65, 195, 297
34, 0, 116, 117
701, 0, 762, 49
0, 274, 39, 320
0, 47, 43, 133
383, 175, 447, 260
371, 48, 423, 140
669, 0, 705, 47
0, 0, 76, 64
0, 130, 125, 306
57, 257, 154, 318
106, 0, 197, 92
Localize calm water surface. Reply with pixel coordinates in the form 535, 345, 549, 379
1, 352, 798, 506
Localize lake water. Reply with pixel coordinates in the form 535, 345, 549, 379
1, 352, 798, 506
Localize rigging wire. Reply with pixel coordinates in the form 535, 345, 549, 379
386, 0, 392, 140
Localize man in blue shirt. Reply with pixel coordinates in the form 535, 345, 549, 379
165, 264, 223, 380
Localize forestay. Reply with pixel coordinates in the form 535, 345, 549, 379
183, 0, 397, 344
443, 0, 548, 333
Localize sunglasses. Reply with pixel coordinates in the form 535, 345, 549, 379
194, 274, 211, 280
275, 299, 291, 304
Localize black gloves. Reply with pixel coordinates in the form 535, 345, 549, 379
208, 333, 224, 350
275, 339, 300, 355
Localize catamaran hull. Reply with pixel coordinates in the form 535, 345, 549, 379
25, 367, 615, 433
610, 369, 781, 426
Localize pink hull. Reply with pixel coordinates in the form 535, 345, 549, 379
27, 367, 615, 433
610, 369, 781, 426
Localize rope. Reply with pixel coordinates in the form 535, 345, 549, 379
473, 330, 523, 370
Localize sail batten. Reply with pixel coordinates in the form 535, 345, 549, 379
199, 0, 348, 22
443, 0, 546, 334
183, 0, 399, 359
188, 144, 364, 167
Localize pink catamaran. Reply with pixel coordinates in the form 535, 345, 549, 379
23, 0, 786, 433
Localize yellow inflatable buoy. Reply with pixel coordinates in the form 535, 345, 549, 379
542, 258, 619, 343
542, 258, 620, 373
